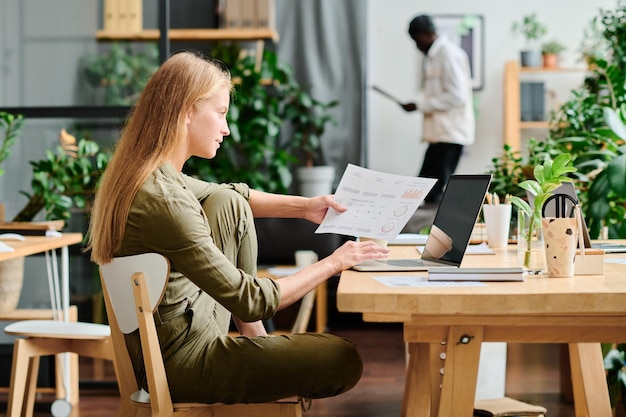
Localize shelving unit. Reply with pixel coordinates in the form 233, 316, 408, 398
96, 28, 278, 42
503, 60, 587, 150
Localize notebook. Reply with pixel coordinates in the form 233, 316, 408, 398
353, 174, 492, 271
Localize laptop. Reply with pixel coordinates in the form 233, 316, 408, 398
353, 174, 492, 271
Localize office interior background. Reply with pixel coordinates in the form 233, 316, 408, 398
0, 0, 618, 325
0, 0, 617, 217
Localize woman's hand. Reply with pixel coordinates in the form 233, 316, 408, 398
303, 195, 346, 224
323, 240, 390, 274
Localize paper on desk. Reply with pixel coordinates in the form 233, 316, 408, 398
315, 164, 437, 240
388, 233, 429, 245
373, 276, 486, 287
0, 241, 14, 252
464, 242, 496, 255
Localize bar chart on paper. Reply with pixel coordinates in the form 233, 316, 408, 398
316, 164, 436, 240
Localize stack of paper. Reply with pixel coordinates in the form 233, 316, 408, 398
428, 267, 524, 282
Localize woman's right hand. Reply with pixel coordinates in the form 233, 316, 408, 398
324, 240, 390, 275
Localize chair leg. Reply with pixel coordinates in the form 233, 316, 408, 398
23, 355, 40, 417
7, 338, 39, 417
55, 352, 80, 405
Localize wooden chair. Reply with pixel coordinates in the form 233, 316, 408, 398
98, 253, 303, 417
4, 251, 113, 417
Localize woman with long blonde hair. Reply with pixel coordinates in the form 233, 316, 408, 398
88, 51, 388, 404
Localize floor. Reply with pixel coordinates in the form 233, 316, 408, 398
0, 318, 589, 417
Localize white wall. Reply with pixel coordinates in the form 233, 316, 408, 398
365, 0, 616, 177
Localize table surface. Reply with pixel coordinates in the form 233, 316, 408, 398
338, 244, 626, 319
337, 243, 626, 417
0, 233, 84, 262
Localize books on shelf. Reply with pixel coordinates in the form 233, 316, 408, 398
520, 81, 545, 122
103, 0, 142, 33
428, 267, 524, 282
221, 0, 276, 29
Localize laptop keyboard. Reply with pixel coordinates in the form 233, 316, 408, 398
377, 259, 425, 267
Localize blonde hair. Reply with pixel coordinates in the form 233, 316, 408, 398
88, 51, 232, 264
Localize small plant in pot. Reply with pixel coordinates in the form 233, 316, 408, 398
511, 13, 548, 68
12, 129, 110, 223
506, 153, 577, 272
541, 39, 566, 68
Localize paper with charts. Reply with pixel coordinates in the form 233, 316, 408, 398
316, 164, 437, 240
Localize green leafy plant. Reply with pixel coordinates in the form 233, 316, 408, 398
547, 1, 626, 238
541, 39, 566, 55
282, 86, 338, 168
511, 13, 547, 45
0, 112, 24, 177
81, 42, 159, 105
507, 153, 577, 268
603, 343, 626, 410
12, 134, 110, 222
579, 15, 610, 66
184, 45, 338, 193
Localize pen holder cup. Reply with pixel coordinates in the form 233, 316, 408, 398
483, 204, 512, 249
542, 217, 579, 278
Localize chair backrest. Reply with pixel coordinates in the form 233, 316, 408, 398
99, 253, 169, 334
99, 253, 173, 415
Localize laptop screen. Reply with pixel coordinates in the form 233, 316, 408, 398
421, 175, 492, 266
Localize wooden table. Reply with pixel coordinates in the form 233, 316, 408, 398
0, 233, 84, 398
337, 244, 626, 417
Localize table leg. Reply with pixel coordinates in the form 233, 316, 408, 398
437, 326, 484, 417
315, 280, 327, 333
402, 343, 432, 417
569, 343, 612, 417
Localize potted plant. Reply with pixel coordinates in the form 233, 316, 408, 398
579, 15, 609, 69
183, 44, 338, 197
541, 39, 566, 68
81, 42, 159, 105
12, 129, 110, 223
511, 13, 548, 67
282, 84, 339, 197
0, 111, 25, 314
507, 153, 576, 272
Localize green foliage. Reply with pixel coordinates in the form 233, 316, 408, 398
507, 153, 577, 221
579, 16, 610, 64
603, 343, 626, 409
81, 42, 159, 105
12, 138, 111, 222
511, 13, 547, 44
486, 144, 526, 202
506, 153, 576, 269
0, 112, 24, 177
547, 2, 626, 238
600, 0, 626, 70
541, 39, 566, 55
184, 45, 338, 193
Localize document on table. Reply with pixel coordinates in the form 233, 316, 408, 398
316, 164, 437, 240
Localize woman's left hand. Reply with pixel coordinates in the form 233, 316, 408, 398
304, 195, 346, 224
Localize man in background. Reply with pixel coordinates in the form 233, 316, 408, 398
402, 14, 475, 205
